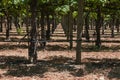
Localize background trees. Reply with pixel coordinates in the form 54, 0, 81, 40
0, 0, 120, 63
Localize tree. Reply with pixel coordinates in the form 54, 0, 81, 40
28, 0, 37, 63
69, 8, 74, 49
95, 5, 101, 48
85, 12, 90, 42
76, 0, 84, 64
40, 10, 46, 48
0, 16, 3, 32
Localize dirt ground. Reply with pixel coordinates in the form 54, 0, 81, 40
0, 25, 120, 80
0, 41, 120, 80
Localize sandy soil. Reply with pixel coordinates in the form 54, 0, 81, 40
0, 41, 120, 80
0, 25, 120, 80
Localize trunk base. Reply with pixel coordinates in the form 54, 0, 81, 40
4, 38, 11, 42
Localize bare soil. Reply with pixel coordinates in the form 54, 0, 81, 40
0, 41, 120, 80
0, 25, 120, 80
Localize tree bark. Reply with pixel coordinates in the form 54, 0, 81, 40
116, 19, 119, 33
28, 0, 37, 63
0, 16, 3, 32
52, 15, 57, 33
85, 12, 90, 42
76, 0, 84, 64
46, 13, 51, 40
5, 16, 11, 41
73, 18, 77, 31
14, 16, 20, 29
61, 16, 67, 35
25, 17, 30, 46
90, 19, 94, 30
69, 10, 73, 50
102, 26, 105, 35
101, 17, 104, 35
41, 11, 46, 48
111, 16, 115, 38
95, 6, 101, 48
9, 16, 12, 30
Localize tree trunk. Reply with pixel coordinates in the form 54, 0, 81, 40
28, 0, 37, 63
101, 17, 104, 35
0, 16, 3, 32
95, 6, 101, 48
90, 19, 94, 30
5, 16, 10, 41
69, 10, 73, 50
73, 18, 77, 31
37, 17, 40, 28
52, 15, 57, 33
61, 16, 67, 35
41, 11, 46, 48
61, 15, 70, 40
25, 17, 29, 34
14, 16, 20, 29
111, 16, 115, 38
64, 14, 70, 41
65, 15, 70, 41
46, 13, 51, 40
85, 12, 90, 42
76, 0, 84, 64
9, 16, 12, 30
116, 19, 119, 33
25, 17, 30, 46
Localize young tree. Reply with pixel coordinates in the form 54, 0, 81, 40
28, 0, 37, 63
69, 9, 73, 49
76, 0, 84, 64
0, 16, 3, 32
95, 5, 101, 48
85, 12, 90, 42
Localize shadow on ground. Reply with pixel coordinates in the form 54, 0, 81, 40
0, 56, 82, 77
82, 45, 120, 52
0, 42, 120, 52
0, 55, 120, 79
0, 43, 28, 51
83, 58, 120, 79
40, 44, 120, 52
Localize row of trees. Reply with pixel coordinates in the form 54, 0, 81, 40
0, 0, 120, 63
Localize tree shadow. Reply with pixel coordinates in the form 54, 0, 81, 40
0, 55, 120, 79
0, 56, 29, 76
0, 43, 28, 51
82, 45, 120, 52
0, 36, 28, 42
39, 44, 120, 52
38, 44, 69, 51
0, 42, 120, 52
83, 58, 120, 79
0, 55, 84, 78
0, 36, 5, 41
